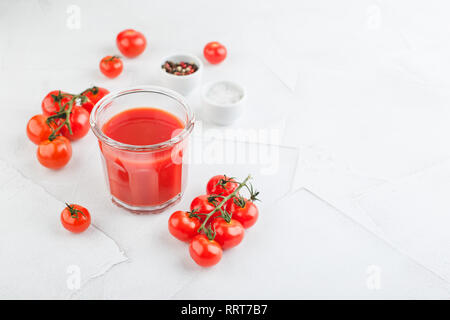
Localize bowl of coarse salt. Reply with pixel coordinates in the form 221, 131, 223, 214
202, 80, 246, 126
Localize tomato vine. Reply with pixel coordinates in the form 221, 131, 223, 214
45, 91, 88, 141
198, 174, 258, 240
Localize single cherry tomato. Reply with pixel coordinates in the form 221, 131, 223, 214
82, 86, 109, 105
81, 86, 109, 113
226, 198, 259, 229
168, 211, 201, 242
116, 29, 147, 58
61, 203, 91, 233
42, 90, 73, 116
212, 218, 244, 250
99, 56, 123, 79
59, 106, 90, 141
37, 136, 72, 169
26, 114, 56, 145
190, 194, 222, 222
206, 175, 239, 197
189, 234, 222, 267
203, 41, 227, 64
190, 195, 217, 214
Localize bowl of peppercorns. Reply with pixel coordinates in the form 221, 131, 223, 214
159, 53, 203, 96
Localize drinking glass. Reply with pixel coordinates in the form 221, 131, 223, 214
90, 86, 195, 213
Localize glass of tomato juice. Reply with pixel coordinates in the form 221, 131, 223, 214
90, 86, 194, 213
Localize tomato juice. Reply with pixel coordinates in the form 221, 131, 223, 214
100, 107, 186, 209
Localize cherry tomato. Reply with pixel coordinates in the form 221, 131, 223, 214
190, 194, 223, 222
212, 218, 244, 250
42, 90, 73, 116
116, 29, 147, 58
206, 175, 239, 196
189, 234, 222, 267
168, 211, 201, 242
61, 203, 91, 233
190, 195, 217, 214
203, 41, 227, 64
99, 56, 123, 79
59, 106, 90, 141
26, 114, 56, 145
81, 86, 109, 114
226, 198, 259, 229
37, 136, 72, 169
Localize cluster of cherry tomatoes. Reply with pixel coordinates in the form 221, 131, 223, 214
99, 29, 147, 79
26, 86, 109, 169
168, 174, 259, 267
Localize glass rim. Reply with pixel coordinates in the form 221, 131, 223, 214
89, 85, 195, 151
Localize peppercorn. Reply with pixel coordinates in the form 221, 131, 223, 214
161, 61, 199, 76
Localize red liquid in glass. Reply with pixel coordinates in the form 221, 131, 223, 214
101, 107, 185, 208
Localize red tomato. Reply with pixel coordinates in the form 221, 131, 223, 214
226, 198, 259, 229
116, 29, 147, 58
189, 234, 222, 267
82, 86, 109, 105
203, 41, 227, 64
59, 106, 90, 141
61, 204, 91, 233
81, 86, 109, 113
212, 218, 244, 250
190, 194, 223, 222
26, 114, 56, 145
99, 56, 123, 79
206, 175, 239, 196
42, 90, 73, 116
37, 136, 72, 169
168, 211, 201, 242
190, 195, 217, 214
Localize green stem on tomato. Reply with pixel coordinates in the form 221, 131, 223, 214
106, 56, 120, 62
198, 174, 252, 239
47, 99, 73, 141
80, 86, 99, 96
46, 92, 90, 141
65, 203, 85, 220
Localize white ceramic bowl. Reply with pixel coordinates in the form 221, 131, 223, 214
202, 80, 246, 126
159, 53, 203, 96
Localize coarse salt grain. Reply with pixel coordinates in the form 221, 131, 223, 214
206, 81, 243, 105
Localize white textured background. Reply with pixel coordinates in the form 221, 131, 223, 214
1, 0, 450, 299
